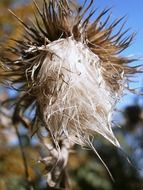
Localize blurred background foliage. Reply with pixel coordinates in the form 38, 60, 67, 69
0, 0, 143, 189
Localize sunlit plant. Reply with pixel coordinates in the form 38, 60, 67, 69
0, 0, 138, 188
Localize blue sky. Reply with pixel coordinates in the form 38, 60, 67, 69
78, 0, 143, 56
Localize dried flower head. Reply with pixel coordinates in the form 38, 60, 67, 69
0, 0, 138, 188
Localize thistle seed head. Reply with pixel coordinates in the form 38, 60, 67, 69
0, 0, 138, 187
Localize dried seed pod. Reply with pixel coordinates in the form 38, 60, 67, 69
0, 0, 138, 188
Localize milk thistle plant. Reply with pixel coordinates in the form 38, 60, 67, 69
0, 0, 138, 188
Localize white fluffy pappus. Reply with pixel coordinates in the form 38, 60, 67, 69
33, 37, 120, 148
